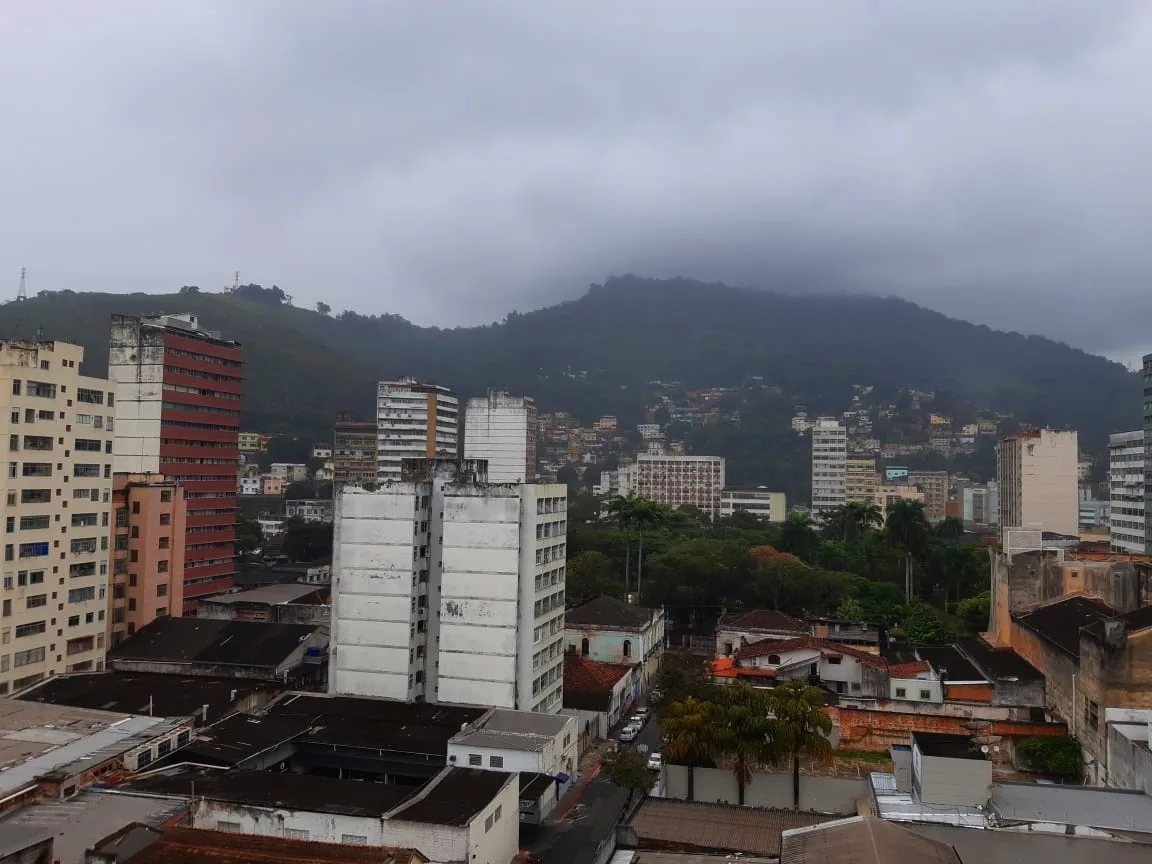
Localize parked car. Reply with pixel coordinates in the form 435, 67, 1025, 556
635, 707, 651, 720
647, 752, 663, 771
629, 713, 646, 728
619, 724, 639, 743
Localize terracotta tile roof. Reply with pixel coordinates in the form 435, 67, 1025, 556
719, 609, 810, 634
629, 799, 834, 857
888, 661, 931, 679
781, 815, 961, 864
736, 636, 888, 669
562, 653, 633, 711
114, 826, 425, 864
712, 658, 776, 680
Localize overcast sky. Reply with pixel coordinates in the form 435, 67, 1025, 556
3, 1, 1151, 361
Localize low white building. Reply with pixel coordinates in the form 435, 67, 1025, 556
183, 767, 518, 864
256, 516, 285, 537
270, 462, 309, 483
286, 498, 334, 523
888, 660, 944, 704
719, 488, 787, 523
447, 709, 578, 793
715, 609, 810, 657
561, 652, 642, 744
312, 443, 333, 459
728, 635, 889, 699
239, 477, 262, 495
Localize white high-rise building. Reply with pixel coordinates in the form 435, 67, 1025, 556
996, 429, 1079, 541
330, 458, 567, 713
811, 417, 847, 516
376, 379, 458, 483
1109, 430, 1145, 554
615, 454, 725, 519
463, 391, 537, 483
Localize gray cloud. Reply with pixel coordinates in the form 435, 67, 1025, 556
2, 0, 1151, 358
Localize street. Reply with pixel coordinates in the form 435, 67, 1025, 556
524, 709, 663, 864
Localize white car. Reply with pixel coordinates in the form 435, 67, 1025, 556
619, 724, 640, 743
647, 752, 663, 771
635, 707, 651, 720
629, 713, 646, 728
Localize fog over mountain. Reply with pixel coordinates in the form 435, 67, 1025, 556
3, 1, 1152, 358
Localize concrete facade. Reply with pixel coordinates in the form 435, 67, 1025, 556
565, 604, 665, 688
447, 711, 577, 787
108, 473, 187, 648
718, 489, 786, 523
376, 379, 459, 483
907, 471, 949, 523
463, 391, 537, 483
0, 340, 114, 694
997, 429, 1079, 541
811, 417, 847, 516
616, 454, 725, 520
330, 459, 567, 713
1109, 430, 1145, 554
333, 415, 378, 490
845, 457, 878, 505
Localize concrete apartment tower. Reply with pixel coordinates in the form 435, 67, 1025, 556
996, 429, 1079, 541
463, 391, 537, 483
811, 417, 847, 517
108, 474, 187, 647
332, 412, 378, 491
1109, 430, 1145, 554
376, 379, 459, 483
907, 470, 949, 523
616, 454, 726, 520
0, 340, 114, 693
845, 456, 878, 504
330, 458, 568, 713
108, 314, 243, 613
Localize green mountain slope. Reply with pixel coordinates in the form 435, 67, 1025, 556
2, 277, 1139, 454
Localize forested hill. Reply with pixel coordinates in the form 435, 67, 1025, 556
0, 276, 1139, 452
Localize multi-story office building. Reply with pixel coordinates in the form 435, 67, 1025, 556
616, 454, 725, 519
376, 379, 458, 483
908, 470, 949, 523
1109, 430, 1145, 554
961, 482, 999, 525
333, 413, 378, 490
331, 459, 567, 713
811, 418, 847, 516
463, 391, 537, 483
845, 457, 878, 505
109, 313, 243, 613
719, 489, 786, 522
108, 474, 187, 647
996, 429, 1079, 541
0, 340, 114, 693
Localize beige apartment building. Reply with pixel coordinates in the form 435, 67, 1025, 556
846, 457, 878, 504
109, 474, 187, 648
996, 429, 1079, 541
873, 484, 924, 522
0, 340, 114, 694
908, 470, 949, 523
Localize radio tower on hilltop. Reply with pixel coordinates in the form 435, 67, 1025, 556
16, 267, 26, 302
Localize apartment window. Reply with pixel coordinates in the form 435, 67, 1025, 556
25, 594, 46, 609
130, 526, 139, 539
19, 542, 49, 559
623, 639, 631, 658
159, 513, 170, 526
826, 655, 842, 664
469, 753, 482, 766
13, 647, 44, 667
22, 463, 52, 477
2, 600, 9, 617
129, 550, 138, 563
156, 583, 167, 597
155, 606, 167, 617
132, 501, 140, 515
341, 835, 368, 846
74, 439, 101, 452
895, 687, 907, 698
14, 621, 45, 638
10, 381, 18, 396
160, 489, 172, 503
26, 382, 56, 398
1086, 698, 1100, 731
68, 586, 96, 603
216, 821, 241, 833
158, 537, 170, 550
128, 599, 136, 612
489, 755, 504, 768
70, 513, 97, 528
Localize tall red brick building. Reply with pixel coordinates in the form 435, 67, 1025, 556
109, 314, 242, 613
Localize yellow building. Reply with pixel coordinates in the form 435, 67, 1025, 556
846, 457, 879, 504
238, 432, 261, 452
874, 484, 924, 521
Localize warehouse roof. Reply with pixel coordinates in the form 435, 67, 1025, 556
108, 618, 319, 668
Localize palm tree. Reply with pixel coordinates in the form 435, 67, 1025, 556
779, 513, 819, 559
661, 697, 716, 801
631, 498, 666, 605
884, 499, 931, 602
714, 684, 780, 806
850, 501, 884, 535
769, 681, 833, 809
607, 495, 636, 596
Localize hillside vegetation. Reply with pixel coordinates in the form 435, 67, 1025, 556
1, 276, 1137, 464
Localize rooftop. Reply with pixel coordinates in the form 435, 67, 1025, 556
16, 672, 282, 722
888, 661, 932, 679
390, 767, 513, 826
519, 772, 555, 800
719, 609, 809, 634
991, 781, 1152, 834
869, 772, 986, 828
913, 732, 988, 761
627, 799, 834, 857
99, 825, 426, 864
108, 617, 320, 668
780, 815, 962, 864
911, 823, 1152, 864
1013, 596, 1118, 657
914, 644, 985, 683
565, 595, 657, 630
736, 635, 888, 669
122, 766, 416, 818
563, 653, 634, 712
956, 636, 1043, 682
0, 791, 187, 864
175, 710, 313, 766
0, 699, 185, 798
200, 584, 329, 606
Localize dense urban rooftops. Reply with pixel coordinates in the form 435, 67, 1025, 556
108, 617, 319, 668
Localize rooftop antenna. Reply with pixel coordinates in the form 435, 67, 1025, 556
16, 267, 26, 302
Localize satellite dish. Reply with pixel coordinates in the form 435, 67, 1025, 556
980, 745, 990, 753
